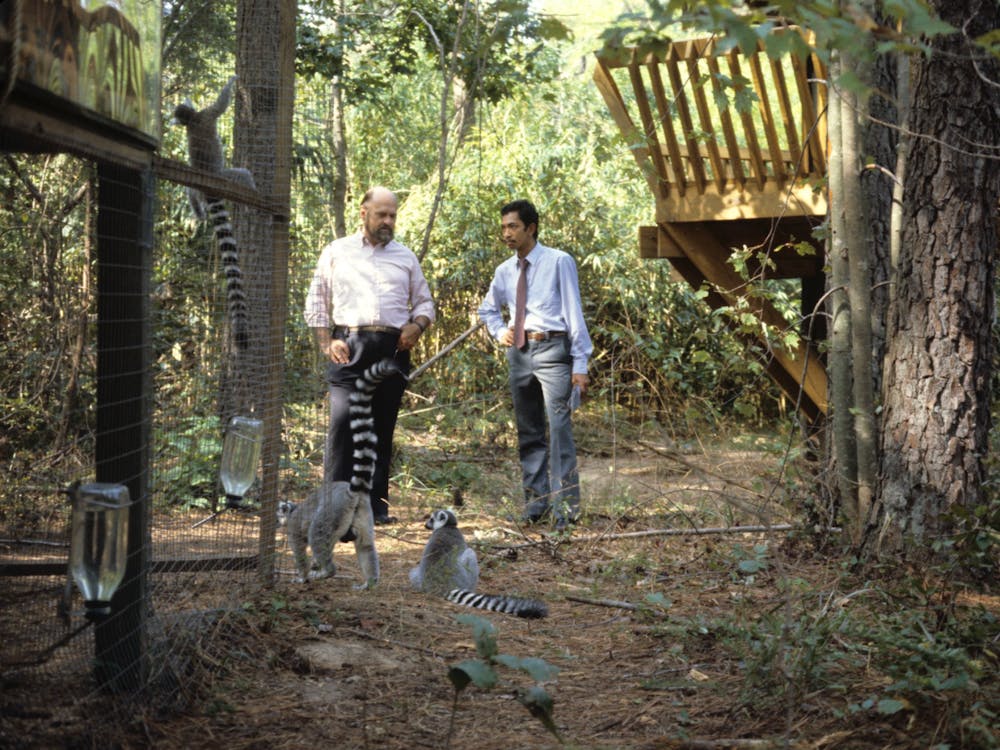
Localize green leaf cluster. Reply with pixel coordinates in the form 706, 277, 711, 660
446, 614, 562, 744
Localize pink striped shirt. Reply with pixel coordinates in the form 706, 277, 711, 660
303, 232, 436, 330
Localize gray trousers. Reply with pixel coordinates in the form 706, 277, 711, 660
506, 337, 580, 521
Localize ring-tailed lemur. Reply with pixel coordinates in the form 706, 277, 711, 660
173, 76, 256, 351
410, 509, 548, 619
278, 359, 403, 589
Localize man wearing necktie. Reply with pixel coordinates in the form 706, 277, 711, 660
478, 199, 593, 530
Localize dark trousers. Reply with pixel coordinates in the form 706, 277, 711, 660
323, 330, 410, 517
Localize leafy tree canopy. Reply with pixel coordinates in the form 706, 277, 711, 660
594, 0, 998, 79
297, 0, 571, 104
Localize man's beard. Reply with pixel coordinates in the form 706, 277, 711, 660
370, 224, 393, 244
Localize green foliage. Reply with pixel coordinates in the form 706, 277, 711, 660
296, 1, 568, 105
672, 564, 1000, 747
596, 0, 972, 93
447, 614, 562, 745
155, 415, 223, 510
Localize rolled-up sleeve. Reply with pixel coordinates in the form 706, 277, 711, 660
303, 245, 333, 329
409, 261, 436, 324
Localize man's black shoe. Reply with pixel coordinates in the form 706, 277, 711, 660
374, 514, 397, 525
340, 529, 357, 543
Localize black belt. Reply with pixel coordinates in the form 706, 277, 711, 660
524, 331, 566, 341
333, 325, 401, 336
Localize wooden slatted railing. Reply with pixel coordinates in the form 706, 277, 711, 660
594, 30, 828, 223
593, 29, 830, 420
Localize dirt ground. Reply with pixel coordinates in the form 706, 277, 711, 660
5, 445, 998, 750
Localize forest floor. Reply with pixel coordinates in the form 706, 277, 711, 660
6, 418, 999, 749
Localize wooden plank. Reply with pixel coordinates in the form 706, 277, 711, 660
654, 177, 826, 222
810, 51, 829, 168
643, 219, 823, 278
706, 53, 746, 188
639, 225, 659, 258
790, 53, 826, 176
746, 46, 788, 187
628, 54, 671, 199
682, 42, 726, 193
768, 56, 804, 176
726, 50, 767, 191
665, 47, 707, 193
0, 98, 153, 169
660, 221, 827, 413
153, 154, 277, 214
648, 63, 688, 194
593, 59, 659, 197
639, 225, 686, 259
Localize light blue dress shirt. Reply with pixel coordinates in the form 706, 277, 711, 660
478, 242, 593, 375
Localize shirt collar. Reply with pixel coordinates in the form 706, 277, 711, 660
515, 241, 542, 265
360, 231, 390, 251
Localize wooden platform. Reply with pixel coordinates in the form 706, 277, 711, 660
594, 30, 828, 421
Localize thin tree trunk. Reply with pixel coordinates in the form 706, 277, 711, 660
825, 53, 858, 528
414, 2, 470, 262
870, 0, 1000, 557
888, 53, 909, 287
329, 0, 348, 238
841, 56, 876, 544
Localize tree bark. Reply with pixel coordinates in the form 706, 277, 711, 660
329, 0, 348, 238
826, 53, 859, 526
870, 0, 1000, 557
842, 55, 877, 540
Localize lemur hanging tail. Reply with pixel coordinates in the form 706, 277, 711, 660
204, 198, 249, 349
278, 358, 404, 587
173, 76, 255, 351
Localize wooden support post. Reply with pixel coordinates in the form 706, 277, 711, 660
95, 162, 153, 692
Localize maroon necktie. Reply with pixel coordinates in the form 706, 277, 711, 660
514, 258, 528, 348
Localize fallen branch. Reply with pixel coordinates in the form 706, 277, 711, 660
564, 595, 640, 610
559, 523, 805, 544
408, 320, 484, 382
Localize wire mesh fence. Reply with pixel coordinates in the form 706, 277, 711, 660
0, 1, 304, 739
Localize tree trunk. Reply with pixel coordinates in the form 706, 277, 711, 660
330, 79, 348, 238
329, 0, 348, 238
826, 53, 859, 525
869, 0, 1000, 557
842, 59, 877, 543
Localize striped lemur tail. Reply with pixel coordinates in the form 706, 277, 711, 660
410, 508, 549, 619
173, 75, 255, 351
347, 358, 402, 495
279, 358, 405, 586
445, 588, 549, 619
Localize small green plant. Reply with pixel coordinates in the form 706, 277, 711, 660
446, 614, 562, 747
730, 542, 770, 582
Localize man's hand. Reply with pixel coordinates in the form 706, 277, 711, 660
572, 373, 590, 396
324, 338, 350, 364
398, 322, 423, 351
500, 327, 515, 347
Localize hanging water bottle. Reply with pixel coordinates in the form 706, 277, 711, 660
219, 416, 263, 508
68, 482, 130, 620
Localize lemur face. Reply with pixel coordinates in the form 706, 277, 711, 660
426, 509, 457, 530
277, 501, 297, 527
